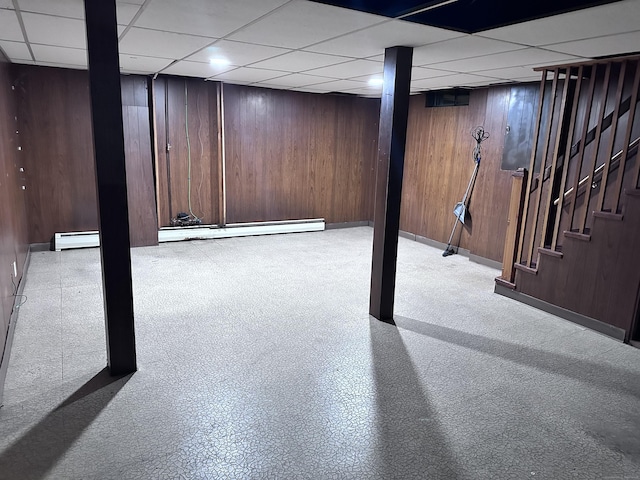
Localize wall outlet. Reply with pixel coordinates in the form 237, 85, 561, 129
12, 261, 17, 278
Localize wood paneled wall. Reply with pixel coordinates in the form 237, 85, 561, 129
153, 77, 219, 227
121, 76, 158, 247
223, 85, 379, 224
0, 59, 29, 378
15, 65, 158, 246
401, 87, 513, 262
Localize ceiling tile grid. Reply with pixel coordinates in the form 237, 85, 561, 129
227, 0, 384, 49
0, 0, 637, 95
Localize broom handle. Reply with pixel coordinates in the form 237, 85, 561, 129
460, 161, 479, 205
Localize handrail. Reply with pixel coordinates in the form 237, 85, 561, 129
553, 136, 640, 206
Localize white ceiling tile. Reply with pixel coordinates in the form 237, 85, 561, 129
305, 59, 382, 79
212, 66, 287, 83
228, 0, 384, 49
411, 73, 501, 90
343, 87, 382, 97
22, 12, 86, 48
472, 66, 540, 80
254, 73, 336, 88
250, 51, 351, 72
348, 66, 451, 84
306, 19, 463, 58
162, 60, 233, 78
32, 44, 86, 67
411, 66, 455, 80
0, 0, 13, 8
0, 9, 23, 42
413, 35, 523, 66
35, 61, 85, 70
16, 0, 138, 24
135, 0, 289, 38
290, 86, 330, 94
119, 28, 214, 59
0, 40, 31, 60
545, 31, 640, 58
185, 40, 289, 65
427, 48, 583, 72
477, 0, 640, 47
116, 3, 141, 25
251, 83, 292, 91
119, 54, 173, 73
18, 0, 83, 19
309, 79, 367, 91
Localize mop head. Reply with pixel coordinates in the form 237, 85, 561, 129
442, 247, 457, 257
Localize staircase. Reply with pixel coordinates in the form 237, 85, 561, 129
496, 55, 640, 343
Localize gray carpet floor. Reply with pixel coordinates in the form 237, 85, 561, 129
1, 226, 639, 479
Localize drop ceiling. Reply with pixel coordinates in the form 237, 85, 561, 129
0, 0, 638, 97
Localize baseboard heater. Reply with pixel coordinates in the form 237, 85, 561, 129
54, 219, 325, 251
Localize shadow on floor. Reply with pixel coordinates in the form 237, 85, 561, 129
370, 317, 464, 479
393, 316, 640, 398
0, 368, 132, 480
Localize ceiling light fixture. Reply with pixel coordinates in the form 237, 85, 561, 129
368, 78, 384, 87
209, 57, 230, 66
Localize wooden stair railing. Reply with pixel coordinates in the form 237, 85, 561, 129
507, 55, 640, 280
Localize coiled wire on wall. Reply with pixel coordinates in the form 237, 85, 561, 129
184, 80, 200, 223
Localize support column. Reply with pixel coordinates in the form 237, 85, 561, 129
84, 0, 137, 374
369, 46, 413, 322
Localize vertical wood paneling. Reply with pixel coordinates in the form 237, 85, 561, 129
17, 66, 97, 243
401, 86, 511, 262
121, 77, 158, 247
0, 60, 29, 377
154, 77, 219, 226
223, 85, 379, 224
16, 65, 158, 245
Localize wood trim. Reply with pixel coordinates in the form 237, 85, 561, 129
517, 70, 548, 264
552, 65, 583, 249
514, 263, 537, 275
216, 82, 227, 226
596, 61, 627, 212
540, 67, 571, 250
611, 60, 640, 212
495, 283, 626, 341
566, 65, 598, 230
501, 168, 528, 283
150, 77, 162, 229
525, 68, 560, 266
593, 211, 623, 221
538, 247, 563, 258
494, 277, 516, 289
577, 62, 612, 233
564, 230, 591, 241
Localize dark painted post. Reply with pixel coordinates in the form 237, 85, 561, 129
84, 0, 137, 374
369, 46, 413, 323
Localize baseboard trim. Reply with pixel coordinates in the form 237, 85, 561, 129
469, 253, 502, 270
494, 283, 626, 342
326, 221, 369, 230
0, 247, 31, 406
30, 242, 51, 252
54, 219, 327, 250
399, 230, 416, 241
